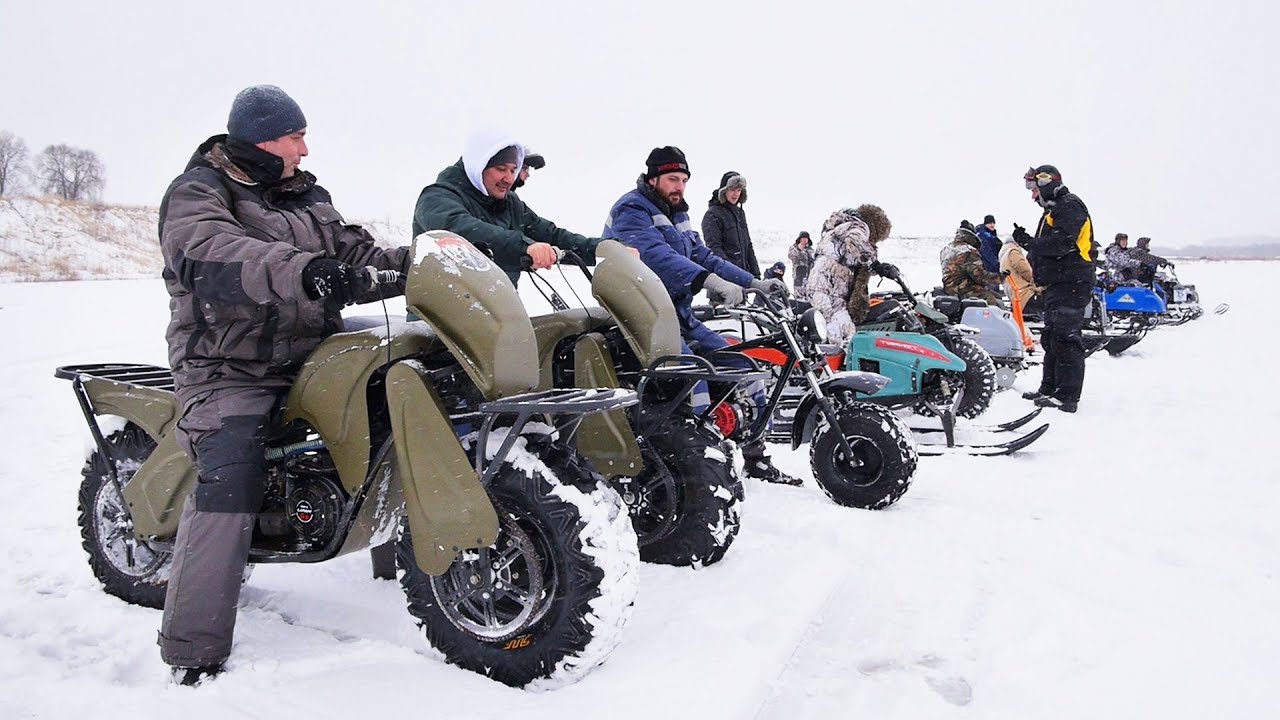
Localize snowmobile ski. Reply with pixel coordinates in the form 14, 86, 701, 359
909, 407, 1043, 435
915, 422, 1050, 457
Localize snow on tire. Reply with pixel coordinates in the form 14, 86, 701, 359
631, 418, 743, 568
809, 400, 917, 510
396, 435, 640, 690
77, 423, 172, 609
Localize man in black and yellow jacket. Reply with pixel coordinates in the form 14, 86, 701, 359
1013, 164, 1098, 413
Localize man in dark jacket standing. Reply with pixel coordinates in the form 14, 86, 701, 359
157, 85, 412, 685
605, 147, 797, 485
1015, 164, 1098, 413
702, 172, 760, 279
413, 128, 601, 283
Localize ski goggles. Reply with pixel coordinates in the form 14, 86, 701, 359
1024, 168, 1058, 189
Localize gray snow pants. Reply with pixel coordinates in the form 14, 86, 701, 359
158, 385, 283, 668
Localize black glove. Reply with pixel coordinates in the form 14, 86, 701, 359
302, 258, 365, 306
871, 261, 899, 280
1011, 223, 1032, 244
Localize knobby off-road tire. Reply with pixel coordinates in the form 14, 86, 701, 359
396, 438, 640, 690
626, 418, 744, 567
947, 336, 998, 419
810, 399, 917, 510
77, 422, 172, 609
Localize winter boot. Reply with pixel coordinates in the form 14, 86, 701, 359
172, 664, 223, 687
741, 442, 802, 486
1034, 394, 1080, 412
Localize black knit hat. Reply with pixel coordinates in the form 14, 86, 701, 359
645, 146, 690, 180
983, 214, 996, 225
227, 85, 307, 144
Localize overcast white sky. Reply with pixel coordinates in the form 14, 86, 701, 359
2, 0, 1276, 247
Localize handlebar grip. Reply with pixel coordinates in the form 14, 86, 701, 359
360, 266, 403, 288
519, 246, 566, 271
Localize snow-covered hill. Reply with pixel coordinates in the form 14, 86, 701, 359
0, 196, 411, 282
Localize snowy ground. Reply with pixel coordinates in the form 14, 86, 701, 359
1, 260, 1277, 719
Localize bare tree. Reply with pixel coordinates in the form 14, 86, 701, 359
0, 130, 28, 196
37, 144, 105, 201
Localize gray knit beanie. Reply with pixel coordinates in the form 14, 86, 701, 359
227, 85, 307, 144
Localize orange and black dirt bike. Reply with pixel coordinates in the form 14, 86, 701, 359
693, 290, 920, 510
55, 231, 644, 691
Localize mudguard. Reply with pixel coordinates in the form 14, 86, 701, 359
572, 333, 643, 477
76, 378, 195, 541
790, 371, 891, 449
406, 230, 540, 399
590, 239, 682, 368
284, 323, 440, 494
386, 359, 499, 575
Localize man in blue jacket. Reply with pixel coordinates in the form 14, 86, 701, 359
976, 214, 1002, 275
604, 146, 797, 485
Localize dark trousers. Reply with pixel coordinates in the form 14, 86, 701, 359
1038, 284, 1091, 403
160, 385, 283, 668
684, 320, 771, 458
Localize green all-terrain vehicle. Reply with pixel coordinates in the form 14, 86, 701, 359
56, 230, 642, 690
523, 242, 770, 566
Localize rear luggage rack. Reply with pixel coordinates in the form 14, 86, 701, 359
54, 363, 175, 391
475, 387, 640, 483
479, 387, 638, 416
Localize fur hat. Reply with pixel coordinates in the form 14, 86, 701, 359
713, 171, 747, 204
227, 85, 307, 144
645, 146, 690, 180
856, 204, 891, 243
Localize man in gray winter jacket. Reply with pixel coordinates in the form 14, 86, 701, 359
156, 85, 412, 686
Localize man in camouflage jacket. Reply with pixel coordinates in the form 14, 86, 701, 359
941, 224, 1003, 305
806, 205, 896, 346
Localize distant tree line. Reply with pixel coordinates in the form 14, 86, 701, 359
0, 130, 105, 202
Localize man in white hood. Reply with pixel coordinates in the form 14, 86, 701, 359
412, 128, 603, 283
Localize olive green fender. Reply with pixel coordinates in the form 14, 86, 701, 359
385, 359, 499, 575
83, 378, 195, 540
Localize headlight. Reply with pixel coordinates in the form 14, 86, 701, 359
801, 307, 828, 344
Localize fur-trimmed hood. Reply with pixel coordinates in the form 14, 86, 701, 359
708, 171, 747, 206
